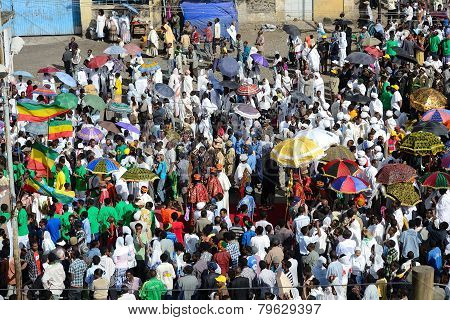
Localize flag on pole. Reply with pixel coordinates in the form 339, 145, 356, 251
17, 101, 70, 122
26, 143, 59, 176
23, 176, 75, 204
48, 120, 73, 140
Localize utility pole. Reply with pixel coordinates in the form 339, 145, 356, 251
1, 4, 22, 299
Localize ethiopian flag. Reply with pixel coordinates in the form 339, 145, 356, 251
23, 176, 75, 204
27, 143, 59, 177
17, 101, 70, 122
48, 120, 73, 140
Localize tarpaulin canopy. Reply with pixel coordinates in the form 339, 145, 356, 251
180, 0, 238, 37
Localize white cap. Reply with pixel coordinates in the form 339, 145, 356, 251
240, 154, 248, 161
360, 111, 369, 119
365, 141, 374, 149
343, 114, 351, 121
358, 157, 367, 166
362, 106, 370, 112
386, 110, 393, 117
337, 112, 344, 120
371, 92, 378, 99
322, 119, 331, 128
196, 202, 206, 210
375, 152, 384, 160
77, 143, 84, 149
370, 117, 378, 125
357, 150, 366, 157
322, 103, 330, 111
374, 145, 382, 152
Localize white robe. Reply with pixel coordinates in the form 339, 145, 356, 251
436, 190, 450, 227
96, 15, 106, 39
217, 171, 231, 213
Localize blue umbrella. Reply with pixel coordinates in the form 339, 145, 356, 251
154, 83, 174, 98
55, 72, 77, 88
104, 45, 127, 55
250, 53, 269, 68
87, 158, 121, 174
207, 70, 223, 92
218, 56, 239, 77
13, 70, 33, 78
116, 121, 140, 134
121, 3, 139, 14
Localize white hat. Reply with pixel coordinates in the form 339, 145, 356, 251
362, 106, 370, 112
337, 112, 344, 120
196, 202, 206, 210
370, 117, 378, 125
357, 150, 366, 157
322, 119, 331, 128
240, 154, 248, 161
375, 152, 384, 160
360, 111, 369, 119
374, 145, 382, 152
386, 110, 393, 117
365, 141, 374, 149
322, 103, 330, 111
371, 92, 378, 99
77, 143, 84, 149
358, 157, 367, 166
343, 114, 351, 121
133, 212, 141, 221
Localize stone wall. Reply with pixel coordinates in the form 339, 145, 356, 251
237, 0, 285, 23
246, 0, 276, 13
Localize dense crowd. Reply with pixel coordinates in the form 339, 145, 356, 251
0, 2, 450, 301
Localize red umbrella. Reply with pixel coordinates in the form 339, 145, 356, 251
87, 55, 109, 69
421, 172, 450, 189
364, 46, 383, 58
322, 159, 360, 178
37, 66, 60, 73
236, 83, 260, 96
376, 163, 416, 185
124, 43, 142, 56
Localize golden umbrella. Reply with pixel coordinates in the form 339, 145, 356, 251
399, 131, 445, 156
410, 88, 447, 112
385, 183, 421, 206
270, 137, 325, 168
165, 129, 181, 142
121, 167, 159, 182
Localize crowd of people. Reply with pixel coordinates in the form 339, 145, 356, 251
0, 3, 450, 301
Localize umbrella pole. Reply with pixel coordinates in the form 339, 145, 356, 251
285, 169, 293, 222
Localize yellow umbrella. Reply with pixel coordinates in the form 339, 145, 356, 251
270, 137, 325, 168
410, 88, 447, 112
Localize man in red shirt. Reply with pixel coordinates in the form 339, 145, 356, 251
191, 25, 200, 51
204, 21, 213, 60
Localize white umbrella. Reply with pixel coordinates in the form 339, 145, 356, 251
234, 103, 261, 119
295, 128, 340, 150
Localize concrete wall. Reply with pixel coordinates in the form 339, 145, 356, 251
237, 0, 285, 23
314, 0, 344, 21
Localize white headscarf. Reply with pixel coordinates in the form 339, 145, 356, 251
42, 231, 55, 255
363, 284, 379, 300
125, 234, 137, 268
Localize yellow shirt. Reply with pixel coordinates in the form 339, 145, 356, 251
55, 171, 66, 190
114, 78, 122, 96
349, 109, 358, 120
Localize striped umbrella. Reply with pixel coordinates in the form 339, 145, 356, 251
33, 87, 57, 96
234, 103, 261, 119
376, 163, 416, 185
442, 153, 450, 170
270, 137, 325, 168
109, 102, 131, 113
77, 126, 105, 141
87, 158, 120, 174
322, 159, 360, 178
139, 61, 160, 74
330, 176, 370, 194
121, 167, 159, 182
237, 83, 260, 96
422, 109, 450, 123
124, 43, 142, 56
421, 171, 450, 189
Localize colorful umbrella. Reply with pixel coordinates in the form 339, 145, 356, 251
124, 43, 142, 56
13, 70, 34, 78
87, 55, 109, 69
361, 37, 381, 47
54, 92, 78, 109
83, 94, 107, 111
412, 121, 448, 137
37, 66, 60, 73
77, 126, 105, 141
364, 46, 383, 58
322, 159, 360, 178
116, 121, 140, 134
55, 71, 77, 87
330, 176, 370, 194
441, 153, 450, 170
234, 103, 261, 119
386, 183, 421, 206
410, 88, 447, 112
422, 109, 450, 123
139, 61, 160, 74
104, 45, 127, 55
375, 163, 416, 185
121, 167, 159, 182
98, 121, 121, 134
218, 56, 239, 77
270, 137, 325, 168
250, 53, 269, 68
321, 145, 355, 162
87, 157, 120, 174
399, 131, 445, 156
237, 83, 260, 96
295, 128, 340, 149
33, 87, 57, 96
155, 83, 175, 98
421, 171, 450, 189
109, 102, 131, 113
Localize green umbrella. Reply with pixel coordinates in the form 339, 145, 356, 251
109, 102, 131, 113
83, 94, 107, 111
54, 92, 78, 109
121, 167, 159, 182
386, 183, 421, 206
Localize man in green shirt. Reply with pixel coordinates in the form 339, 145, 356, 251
60, 205, 72, 241
122, 195, 137, 226
139, 269, 167, 300
381, 85, 393, 111
115, 196, 127, 222
17, 201, 29, 248
443, 34, 450, 61
0, 204, 11, 220
429, 30, 441, 55
74, 159, 87, 199
115, 139, 128, 162
385, 31, 398, 57
87, 198, 100, 240
98, 198, 118, 231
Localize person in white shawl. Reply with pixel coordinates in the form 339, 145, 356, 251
363, 284, 379, 300
96, 10, 106, 41
307, 46, 321, 72
127, 83, 139, 104
313, 72, 325, 101
227, 21, 237, 48
217, 165, 231, 213
197, 69, 209, 94
125, 234, 137, 269
148, 237, 162, 269
152, 68, 163, 84
312, 256, 328, 286
42, 231, 56, 255
147, 25, 159, 57
436, 189, 450, 227
169, 68, 182, 106
350, 247, 366, 283
281, 70, 292, 93
182, 69, 194, 96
